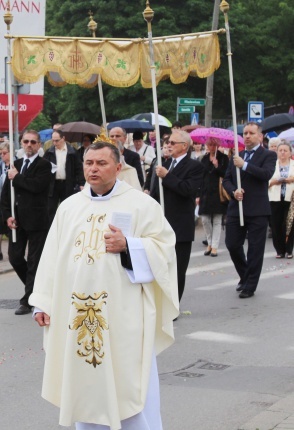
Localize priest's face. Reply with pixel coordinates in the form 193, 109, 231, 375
84, 147, 122, 194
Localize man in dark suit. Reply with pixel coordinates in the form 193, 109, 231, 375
1, 130, 52, 315
152, 130, 203, 302
223, 122, 277, 298
44, 129, 84, 225
109, 127, 144, 187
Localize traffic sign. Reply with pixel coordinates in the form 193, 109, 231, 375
179, 98, 206, 106
248, 101, 264, 123
191, 113, 199, 125
178, 106, 195, 113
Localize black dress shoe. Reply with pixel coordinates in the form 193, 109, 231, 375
202, 240, 208, 246
15, 305, 32, 315
204, 249, 211, 256
239, 290, 254, 299
236, 283, 244, 292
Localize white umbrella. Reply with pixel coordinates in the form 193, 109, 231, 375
131, 113, 172, 128
278, 127, 294, 143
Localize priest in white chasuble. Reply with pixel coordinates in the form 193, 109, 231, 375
30, 142, 179, 430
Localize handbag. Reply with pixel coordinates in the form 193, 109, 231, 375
219, 177, 231, 203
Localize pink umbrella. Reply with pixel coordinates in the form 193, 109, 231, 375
190, 127, 244, 148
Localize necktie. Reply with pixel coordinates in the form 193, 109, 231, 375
244, 150, 254, 162
22, 159, 30, 174
169, 159, 177, 172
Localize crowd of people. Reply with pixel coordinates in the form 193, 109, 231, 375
0, 120, 294, 429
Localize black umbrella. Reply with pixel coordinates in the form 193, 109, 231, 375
261, 113, 294, 133
61, 121, 101, 142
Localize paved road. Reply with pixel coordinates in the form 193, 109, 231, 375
1, 225, 294, 429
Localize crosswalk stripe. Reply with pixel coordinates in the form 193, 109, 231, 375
193, 265, 294, 291
187, 251, 277, 275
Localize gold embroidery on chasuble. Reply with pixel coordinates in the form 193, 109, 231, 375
74, 213, 108, 264
70, 292, 109, 368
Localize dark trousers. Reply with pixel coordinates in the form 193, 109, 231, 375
225, 215, 268, 293
48, 180, 67, 225
270, 201, 294, 255
175, 241, 192, 302
8, 227, 48, 307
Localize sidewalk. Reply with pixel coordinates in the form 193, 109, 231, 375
0, 236, 13, 274
238, 394, 294, 430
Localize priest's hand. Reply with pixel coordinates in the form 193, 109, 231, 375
104, 224, 127, 254
35, 312, 50, 326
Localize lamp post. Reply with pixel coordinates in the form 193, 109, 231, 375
87, 11, 108, 134
3, 0, 16, 241
220, 0, 244, 226
143, 1, 164, 209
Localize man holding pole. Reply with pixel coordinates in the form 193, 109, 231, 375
1, 130, 51, 315
152, 129, 203, 303
223, 122, 277, 298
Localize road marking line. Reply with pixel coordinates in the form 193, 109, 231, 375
186, 331, 255, 344
192, 266, 294, 291
188, 251, 277, 275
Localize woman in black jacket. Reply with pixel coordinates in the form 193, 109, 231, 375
197, 138, 229, 257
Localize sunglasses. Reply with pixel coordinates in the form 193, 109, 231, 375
168, 140, 186, 145
23, 139, 38, 144
52, 138, 62, 143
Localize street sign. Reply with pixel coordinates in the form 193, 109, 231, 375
248, 101, 264, 123
178, 106, 195, 113
179, 98, 206, 106
191, 112, 199, 125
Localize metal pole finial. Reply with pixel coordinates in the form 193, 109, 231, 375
88, 10, 97, 37
143, 0, 154, 23
220, 0, 230, 14
3, 1, 13, 29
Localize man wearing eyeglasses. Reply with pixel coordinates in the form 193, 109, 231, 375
44, 129, 84, 225
152, 129, 203, 303
1, 130, 52, 315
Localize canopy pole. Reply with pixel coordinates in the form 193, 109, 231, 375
4, 2, 16, 242
143, 1, 164, 211
88, 12, 108, 135
220, 0, 244, 226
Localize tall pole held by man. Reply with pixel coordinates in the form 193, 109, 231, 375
3, 1, 16, 241
143, 1, 164, 209
220, 0, 244, 225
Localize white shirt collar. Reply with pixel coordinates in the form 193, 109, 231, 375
86, 179, 122, 201
22, 152, 39, 164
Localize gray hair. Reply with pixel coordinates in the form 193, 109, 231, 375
0, 142, 10, 152
171, 129, 192, 145
84, 142, 120, 163
268, 137, 281, 148
277, 140, 292, 152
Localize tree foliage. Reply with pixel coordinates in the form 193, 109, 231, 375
32, 0, 294, 127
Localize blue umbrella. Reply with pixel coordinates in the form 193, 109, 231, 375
39, 128, 53, 143
227, 124, 244, 137
107, 119, 154, 133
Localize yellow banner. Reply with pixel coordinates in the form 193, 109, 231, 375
11, 33, 221, 88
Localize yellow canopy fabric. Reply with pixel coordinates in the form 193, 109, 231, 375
11, 33, 221, 88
